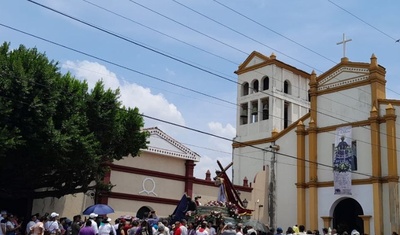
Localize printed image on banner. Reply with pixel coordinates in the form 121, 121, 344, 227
333, 126, 352, 195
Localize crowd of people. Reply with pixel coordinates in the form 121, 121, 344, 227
1, 210, 399, 235
0, 209, 262, 235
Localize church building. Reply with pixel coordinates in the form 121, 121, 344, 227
232, 50, 400, 235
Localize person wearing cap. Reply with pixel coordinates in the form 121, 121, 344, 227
45, 213, 60, 235
88, 213, 99, 235
275, 227, 283, 235
221, 223, 235, 235
99, 218, 115, 235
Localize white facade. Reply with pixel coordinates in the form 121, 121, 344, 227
233, 53, 400, 235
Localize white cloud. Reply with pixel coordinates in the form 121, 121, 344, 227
208, 122, 236, 139
62, 60, 185, 126
194, 154, 232, 179
189, 121, 236, 179
63, 60, 120, 90
119, 83, 185, 126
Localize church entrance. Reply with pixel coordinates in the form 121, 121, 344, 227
136, 205, 154, 219
333, 198, 364, 235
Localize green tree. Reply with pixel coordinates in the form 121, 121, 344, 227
0, 42, 148, 199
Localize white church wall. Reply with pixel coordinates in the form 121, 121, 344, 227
382, 183, 390, 234
274, 131, 299, 228
233, 145, 266, 185
110, 171, 185, 199
352, 127, 373, 180
32, 192, 92, 220
317, 85, 371, 127
316, 132, 335, 182
273, 67, 283, 91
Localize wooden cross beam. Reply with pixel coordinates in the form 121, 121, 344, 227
217, 160, 233, 175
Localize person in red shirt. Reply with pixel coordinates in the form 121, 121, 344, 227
174, 222, 181, 235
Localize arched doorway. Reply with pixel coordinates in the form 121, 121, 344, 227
136, 206, 154, 219
333, 198, 364, 235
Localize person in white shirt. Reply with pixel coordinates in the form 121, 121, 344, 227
45, 213, 60, 235
6, 214, 22, 235
26, 215, 37, 235
0, 213, 8, 235
98, 218, 115, 235
88, 214, 99, 235
206, 223, 215, 235
196, 222, 208, 235
179, 220, 187, 235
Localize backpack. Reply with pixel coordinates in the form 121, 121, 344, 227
44, 222, 55, 235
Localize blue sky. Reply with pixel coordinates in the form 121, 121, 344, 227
1, 0, 400, 180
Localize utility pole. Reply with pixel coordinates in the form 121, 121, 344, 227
268, 143, 279, 229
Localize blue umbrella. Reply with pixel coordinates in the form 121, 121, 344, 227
83, 204, 115, 215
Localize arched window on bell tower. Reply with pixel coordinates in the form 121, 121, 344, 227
252, 80, 259, 93
262, 76, 269, 90
242, 82, 249, 96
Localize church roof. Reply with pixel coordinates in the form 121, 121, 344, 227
235, 51, 310, 78
143, 127, 201, 162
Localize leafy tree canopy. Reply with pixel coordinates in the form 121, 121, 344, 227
0, 42, 148, 199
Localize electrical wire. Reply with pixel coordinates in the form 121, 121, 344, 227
24, 2, 382, 135
2, 22, 400, 159
170, 0, 323, 72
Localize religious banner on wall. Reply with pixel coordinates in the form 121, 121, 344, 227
333, 126, 352, 195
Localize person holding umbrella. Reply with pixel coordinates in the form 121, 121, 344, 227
99, 218, 116, 235
88, 214, 99, 235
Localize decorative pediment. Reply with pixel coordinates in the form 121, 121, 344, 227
237, 51, 270, 71
317, 65, 369, 92
235, 51, 310, 78
143, 127, 201, 161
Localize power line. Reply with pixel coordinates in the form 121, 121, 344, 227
126, 0, 248, 56
171, 0, 323, 72
2, 22, 399, 157
326, 0, 400, 98
27, 0, 239, 86
1, 27, 398, 181
81, 0, 239, 66
6, 2, 400, 156
28, 0, 389, 130
212, 0, 338, 64
141, 113, 377, 179
327, 0, 398, 41
0, 24, 238, 108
